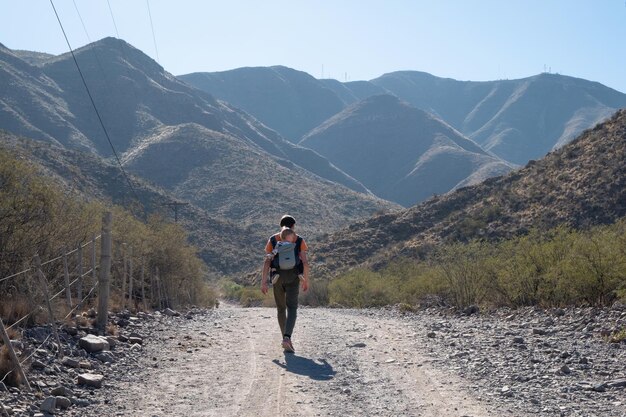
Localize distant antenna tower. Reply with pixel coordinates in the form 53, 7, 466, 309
321, 64, 324, 79
345, 72, 347, 82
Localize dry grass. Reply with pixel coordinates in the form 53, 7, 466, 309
0, 345, 22, 387
4, 327, 20, 341
107, 290, 127, 313
75, 315, 90, 328
607, 328, 626, 344
0, 296, 36, 327
106, 323, 118, 336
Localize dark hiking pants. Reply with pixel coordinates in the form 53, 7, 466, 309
273, 269, 300, 338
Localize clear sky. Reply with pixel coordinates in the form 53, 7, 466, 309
1, 1, 625, 92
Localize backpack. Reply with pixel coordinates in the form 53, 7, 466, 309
270, 235, 304, 273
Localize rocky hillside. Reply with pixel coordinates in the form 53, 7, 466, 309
311, 109, 626, 273
0, 131, 263, 275
300, 94, 513, 206
181, 67, 626, 166
371, 71, 626, 165
122, 123, 396, 237
1, 39, 397, 244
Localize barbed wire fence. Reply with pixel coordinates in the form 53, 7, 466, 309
0, 211, 166, 392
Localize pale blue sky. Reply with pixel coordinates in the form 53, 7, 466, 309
1, 1, 625, 92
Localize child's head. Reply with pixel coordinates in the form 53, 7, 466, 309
280, 227, 297, 243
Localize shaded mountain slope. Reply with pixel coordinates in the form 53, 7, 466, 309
0, 130, 259, 275
179, 66, 345, 143
0, 43, 88, 149
371, 72, 626, 164
123, 123, 397, 237
181, 65, 626, 166
300, 95, 512, 206
1, 39, 367, 194
311, 109, 626, 273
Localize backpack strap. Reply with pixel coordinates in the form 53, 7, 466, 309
294, 236, 303, 266
269, 235, 277, 249
269, 235, 279, 269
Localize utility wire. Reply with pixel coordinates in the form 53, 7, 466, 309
146, 0, 160, 63
106, 0, 121, 38
49, 0, 141, 203
72, 0, 92, 43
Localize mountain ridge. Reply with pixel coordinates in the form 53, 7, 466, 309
300, 94, 513, 206
1, 38, 396, 236
181, 66, 626, 166
310, 109, 626, 274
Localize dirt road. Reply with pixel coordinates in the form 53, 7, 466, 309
90, 305, 512, 417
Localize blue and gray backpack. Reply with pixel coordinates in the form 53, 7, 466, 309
270, 235, 304, 274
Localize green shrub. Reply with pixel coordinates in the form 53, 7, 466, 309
326, 219, 626, 310
299, 277, 329, 306
383, 261, 447, 305
433, 241, 494, 308
328, 269, 395, 308
220, 280, 244, 300
239, 287, 265, 307
0, 147, 211, 315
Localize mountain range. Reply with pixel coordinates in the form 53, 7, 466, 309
300, 94, 513, 206
182, 67, 626, 166
311, 109, 626, 274
0, 38, 396, 243
0, 131, 255, 276
2, 37, 625, 278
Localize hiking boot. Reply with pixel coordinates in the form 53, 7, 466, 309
282, 337, 295, 353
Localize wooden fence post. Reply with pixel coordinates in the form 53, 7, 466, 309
62, 248, 72, 308
33, 255, 64, 359
121, 243, 127, 310
156, 266, 162, 310
128, 246, 134, 312
91, 234, 97, 285
76, 243, 83, 310
0, 317, 31, 391
150, 268, 155, 308
141, 262, 146, 311
96, 212, 112, 333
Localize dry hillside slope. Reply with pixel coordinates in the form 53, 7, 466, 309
0, 131, 261, 275
123, 123, 398, 238
312, 109, 626, 272
300, 94, 512, 206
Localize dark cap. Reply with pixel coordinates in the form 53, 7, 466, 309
279, 215, 296, 228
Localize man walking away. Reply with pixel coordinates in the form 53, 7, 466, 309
261, 215, 309, 352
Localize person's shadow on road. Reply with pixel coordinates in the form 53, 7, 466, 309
272, 354, 336, 381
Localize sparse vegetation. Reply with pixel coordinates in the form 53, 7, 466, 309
328, 220, 626, 309
607, 328, 626, 343
0, 147, 215, 325
0, 345, 21, 387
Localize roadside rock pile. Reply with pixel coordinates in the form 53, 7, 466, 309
410, 305, 626, 416
0, 307, 204, 417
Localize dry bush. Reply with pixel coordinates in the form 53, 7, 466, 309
262, 293, 276, 308
239, 287, 266, 307
75, 315, 90, 328
0, 345, 21, 387
299, 278, 329, 307
106, 290, 126, 313
106, 323, 118, 336
0, 295, 37, 327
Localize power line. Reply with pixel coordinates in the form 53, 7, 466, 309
49, 0, 141, 204
106, 0, 121, 38
146, 0, 160, 64
72, 0, 91, 43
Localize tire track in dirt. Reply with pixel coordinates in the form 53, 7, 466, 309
90, 306, 518, 417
